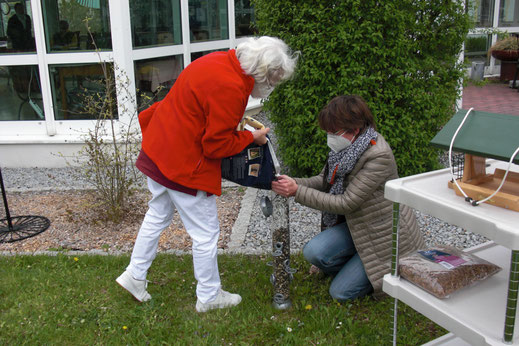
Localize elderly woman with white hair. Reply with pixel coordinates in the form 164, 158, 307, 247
116, 36, 298, 312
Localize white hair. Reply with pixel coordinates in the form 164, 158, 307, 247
236, 36, 298, 86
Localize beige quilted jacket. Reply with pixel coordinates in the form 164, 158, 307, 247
294, 134, 425, 296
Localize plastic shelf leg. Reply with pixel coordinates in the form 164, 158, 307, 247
504, 250, 519, 343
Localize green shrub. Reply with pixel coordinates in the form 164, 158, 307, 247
253, 0, 472, 177
59, 19, 155, 223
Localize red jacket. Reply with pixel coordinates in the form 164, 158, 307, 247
139, 50, 255, 195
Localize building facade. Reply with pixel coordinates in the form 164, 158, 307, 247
0, 0, 257, 167
1, 0, 518, 167
465, 0, 519, 75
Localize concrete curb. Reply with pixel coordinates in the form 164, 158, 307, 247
227, 187, 257, 251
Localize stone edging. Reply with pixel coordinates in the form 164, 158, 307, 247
227, 187, 257, 250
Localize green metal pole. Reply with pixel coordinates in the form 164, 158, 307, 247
391, 202, 400, 346
504, 250, 519, 343
391, 202, 400, 277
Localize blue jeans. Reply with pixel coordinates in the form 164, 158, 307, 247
303, 222, 373, 301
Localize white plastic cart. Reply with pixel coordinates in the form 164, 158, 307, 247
382, 160, 519, 345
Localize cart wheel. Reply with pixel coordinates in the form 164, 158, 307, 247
0, 215, 51, 243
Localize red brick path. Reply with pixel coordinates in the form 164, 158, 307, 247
462, 82, 519, 116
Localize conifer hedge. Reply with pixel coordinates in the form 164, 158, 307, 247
252, 0, 471, 177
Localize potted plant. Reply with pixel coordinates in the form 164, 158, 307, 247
488, 34, 519, 81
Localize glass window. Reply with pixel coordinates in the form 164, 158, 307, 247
0, 65, 43, 121
191, 49, 225, 62
0, 1, 36, 54
42, 0, 111, 53
235, 0, 256, 37
130, 0, 182, 48
49, 63, 116, 120
189, 0, 228, 42
499, 0, 519, 26
465, 34, 491, 65
468, 0, 495, 27
135, 55, 183, 107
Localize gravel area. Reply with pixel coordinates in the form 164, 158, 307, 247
237, 189, 321, 254
0, 112, 489, 254
0, 170, 243, 254
237, 112, 489, 253
1, 167, 95, 192
238, 189, 490, 254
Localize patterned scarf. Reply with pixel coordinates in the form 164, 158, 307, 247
322, 126, 378, 227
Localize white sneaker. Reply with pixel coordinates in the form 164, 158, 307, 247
195, 289, 242, 312
116, 270, 151, 302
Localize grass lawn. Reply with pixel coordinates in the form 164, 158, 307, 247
0, 252, 445, 345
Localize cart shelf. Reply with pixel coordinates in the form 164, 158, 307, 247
384, 242, 517, 345
383, 160, 519, 345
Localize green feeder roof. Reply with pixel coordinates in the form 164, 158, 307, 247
430, 109, 519, 165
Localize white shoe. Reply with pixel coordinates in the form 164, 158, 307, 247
116, 270, 151, 302
195, 289, 242, 312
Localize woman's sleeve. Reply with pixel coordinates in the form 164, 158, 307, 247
294, 166, 326, 191
294, 150, 394, 215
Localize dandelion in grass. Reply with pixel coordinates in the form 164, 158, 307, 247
74, 257, 79, 262
123, 325, 128, 330
305, 304, 312, 310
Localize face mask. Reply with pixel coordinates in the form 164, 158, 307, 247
327, 133, 355, 153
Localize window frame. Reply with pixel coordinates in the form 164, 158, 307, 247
0, 0, 255, 140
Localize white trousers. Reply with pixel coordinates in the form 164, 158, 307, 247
127, 177, 221, 303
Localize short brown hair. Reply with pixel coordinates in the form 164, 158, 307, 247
318, 95, 376, 134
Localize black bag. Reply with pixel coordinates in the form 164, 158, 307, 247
221, 136, 277, 190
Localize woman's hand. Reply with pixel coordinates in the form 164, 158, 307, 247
271, 175, 298, 197
252, 127, 270, 145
